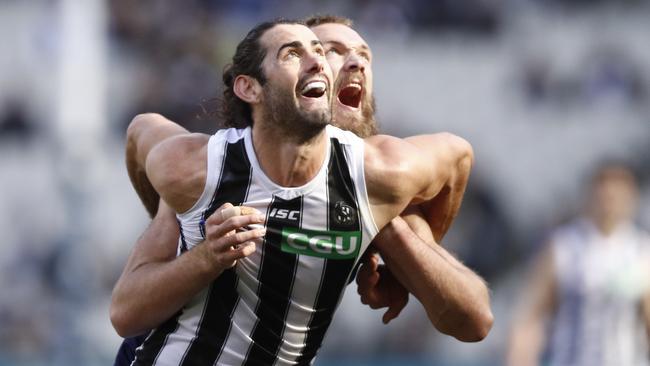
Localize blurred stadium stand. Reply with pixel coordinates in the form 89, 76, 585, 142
0, 0, 649, 365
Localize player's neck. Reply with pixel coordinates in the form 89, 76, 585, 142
251, 123, 329, 187
589, 214, 628, 237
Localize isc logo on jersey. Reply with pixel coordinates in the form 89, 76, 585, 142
268, 208, 300, 220
281, 228, 361, 260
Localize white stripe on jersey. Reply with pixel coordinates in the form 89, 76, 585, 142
153, 287, 210, 365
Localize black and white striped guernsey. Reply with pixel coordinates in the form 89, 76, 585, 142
132, 125, 379, 366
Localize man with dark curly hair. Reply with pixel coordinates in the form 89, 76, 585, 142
111, 17, 492, 366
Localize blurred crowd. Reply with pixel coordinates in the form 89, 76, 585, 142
1, 0, 650, 365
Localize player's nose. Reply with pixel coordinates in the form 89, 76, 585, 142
343, 53, 366, 73
305, 52, 325, 74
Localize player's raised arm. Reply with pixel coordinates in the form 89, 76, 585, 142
364, 134, 492, 341
507, 246, 557, 366
372, 211, 493, 341
143, 131, 210, 213
356, 132, 474, 321
125, 113, 190, 217
403, 132, 473, 242
364, 133, 470, 228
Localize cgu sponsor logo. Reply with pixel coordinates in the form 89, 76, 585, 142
281, 228, 362, 259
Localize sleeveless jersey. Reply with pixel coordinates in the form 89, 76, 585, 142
132, 125, 379, 366
547, 218, 650, 366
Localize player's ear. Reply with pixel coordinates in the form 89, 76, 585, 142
233, 75, 262, 104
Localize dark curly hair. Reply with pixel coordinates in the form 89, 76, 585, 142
220, 19, 303, 128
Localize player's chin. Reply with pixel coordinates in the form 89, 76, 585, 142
298, 94, 329, 110
333, 108, 366, 132
303, 109, 331, 128
333, 105, 362, 124
298, 101, 331, 125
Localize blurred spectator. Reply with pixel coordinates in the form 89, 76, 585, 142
581, 45, 647, 106
451, 181, 518, 281
518, 45, 647, 108
508, 163, 650, 366
404, 0, 503, 35
109, 0, 222, 136
0, 99, 35, 141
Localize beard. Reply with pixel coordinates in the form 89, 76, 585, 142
332, 71, 378, 138
261, 80, 331, 142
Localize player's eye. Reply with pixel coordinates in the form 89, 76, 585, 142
326, 48, 342, 56
286, 49, 300, 59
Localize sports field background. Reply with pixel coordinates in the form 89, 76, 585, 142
1, 1, 649, 365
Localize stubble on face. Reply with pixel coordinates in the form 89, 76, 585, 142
332, 70, 378, 138
311, 23, 378, 138
261, 77, 332, 142
256, 24, 333, 142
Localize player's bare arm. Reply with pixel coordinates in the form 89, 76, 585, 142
372, 209, 493, 342
126, 113, 190, 217
143, 132, 210, 213
404, 132, 473, 242
363, 134, 492, 340
364, 133, 458, 227
643, 252, 650, 342
356, 132, 475, 322
507, 245, 557, 366
112, 122, 265, 337
643, 291, 650, 341
110, 201, 265, 337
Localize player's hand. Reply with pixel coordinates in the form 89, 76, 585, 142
197, 202, 266, 276
356, 251, 409, 324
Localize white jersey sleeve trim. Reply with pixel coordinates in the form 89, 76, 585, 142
326, 125, 379, 239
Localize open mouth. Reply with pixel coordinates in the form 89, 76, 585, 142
300, 80, 327, 98
337, 83, 362, 109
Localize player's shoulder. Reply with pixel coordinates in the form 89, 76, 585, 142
164, 132, 211, 151
363, 134, 419, 200
151, 132, 210, 163
364, 134, 417, 172
145, 132, 210, 208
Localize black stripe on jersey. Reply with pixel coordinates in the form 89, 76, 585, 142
199, 137, 252, 239
243, 195, 302, 366
131, 310, 183, 366
179, 269, 240, 366
297, 138, 361, 364
177, 218, 188, 254
179, 137, 252, 366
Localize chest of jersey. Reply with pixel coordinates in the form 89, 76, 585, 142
134, 127, 377, 366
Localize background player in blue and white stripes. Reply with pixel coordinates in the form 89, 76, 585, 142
109, 15, 489, 364
508, 163, 650, 366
